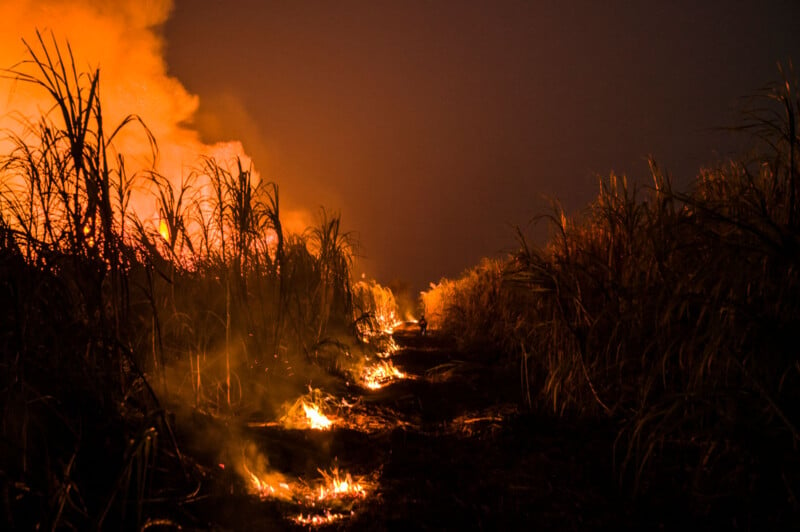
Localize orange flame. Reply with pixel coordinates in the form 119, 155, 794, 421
241, 459, 373, 528
0, 1, 268, 242
278, 391, 338, 430
361, 360, 406, 390
241, 461, 293, 501
316, 467, 368, 500
301, 401, 333, 430
375, 336, 400, 358
158, 219, 170, 242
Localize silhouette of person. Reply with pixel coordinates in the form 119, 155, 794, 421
418, 314, 428, 336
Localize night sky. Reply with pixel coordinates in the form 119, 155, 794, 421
163, 1, 800, 294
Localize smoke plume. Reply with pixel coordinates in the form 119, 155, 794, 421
0, 0, 255, 222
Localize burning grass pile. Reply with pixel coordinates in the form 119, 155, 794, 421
359, 359, 407, 390
238, 444, 378, 528
267, 385, 413, 433
277, 388, 340, 431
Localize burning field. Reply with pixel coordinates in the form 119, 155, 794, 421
163, 324, 625, 531
2, 3, 799, 529
0, 21, 545, 529
199, 320, 421, 527
180, 327, 536, 530
159, 312, 532, 530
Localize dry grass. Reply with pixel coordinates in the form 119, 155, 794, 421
423, 66, 800, 521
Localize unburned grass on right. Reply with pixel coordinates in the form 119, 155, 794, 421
422, 68, 800, 527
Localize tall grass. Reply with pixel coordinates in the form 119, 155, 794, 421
0, 35, 363, 527
423, 67, 800, 521
0, 32, 186, 529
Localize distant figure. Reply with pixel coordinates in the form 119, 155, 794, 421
418, 314, 428, 336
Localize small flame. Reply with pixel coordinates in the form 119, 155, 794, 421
278, 390, 339, 430
242, 462, 293, 501
317, 467, 368, 500
361, 360, 406, 390
158, 219, 170, 241
302, 401, 333, 430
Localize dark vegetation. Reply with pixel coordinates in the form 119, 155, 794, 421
423, 66, 800, 526
2, 33, 799, 529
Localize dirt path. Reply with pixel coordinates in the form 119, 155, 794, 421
181, 325, 629, 530
347, 326, 623, 530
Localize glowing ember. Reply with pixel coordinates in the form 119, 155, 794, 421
335, 402, 413, 433
361, 360, 406, 390
302, 401, 333, 430
292, 512, 348, 526
449, 404, 519, 436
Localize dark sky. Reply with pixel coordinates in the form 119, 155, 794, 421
163, 1, 800, 294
